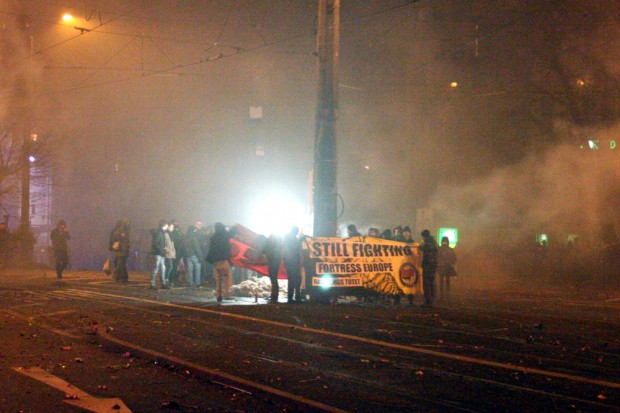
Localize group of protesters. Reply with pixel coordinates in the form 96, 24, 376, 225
47, 216, 460, 306
346, 223, 458, 307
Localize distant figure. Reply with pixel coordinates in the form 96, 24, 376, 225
402, 226, 414, 243
367, 227, 379, 238
207, 222, 232, 302
420, 229, 438, 307
110, 218, 131, 283
437, 236, 457, 299
150, 220, 169, 289
393, 226, 405, 243
347, 224, 361, 238
380, 229, 393, 241
184, 225, 204, 287
283, 226, 302, 303
164, 222, 177, 286
263, 234, 282, 304
403, 226, 415, 305
50, 220, 70, 279
168, 219, 184, 285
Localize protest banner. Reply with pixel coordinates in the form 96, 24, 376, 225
303, 236, 423, 295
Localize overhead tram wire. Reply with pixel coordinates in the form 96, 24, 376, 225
35, 1, 431, 97
17, 0, 150, 63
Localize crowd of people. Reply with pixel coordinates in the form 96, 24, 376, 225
46, 217, 460, 306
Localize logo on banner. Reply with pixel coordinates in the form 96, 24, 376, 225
399, 263, 419, 287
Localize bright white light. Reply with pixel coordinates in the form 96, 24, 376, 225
28, 155, 36, 162
319, 274, 333, 288
247, 192, 307, 236
62, 13, 74, 22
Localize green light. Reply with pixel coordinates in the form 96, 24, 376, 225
536, 234, 548, 245
438, 228, 458, 248
611, 140, 616, 149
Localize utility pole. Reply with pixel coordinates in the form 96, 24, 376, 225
18, 27, 35, 266
313, 0, 340, 237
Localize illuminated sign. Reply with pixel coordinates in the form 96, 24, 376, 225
438, 228, 458, 247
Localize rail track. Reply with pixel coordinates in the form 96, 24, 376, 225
10, 282, 615, 412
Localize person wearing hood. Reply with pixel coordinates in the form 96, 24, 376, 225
206, 222, 232, 302
420, 229, 438, 307
402, 226, 414, 243
50, 220, 70, 279
347, 224, 361, 238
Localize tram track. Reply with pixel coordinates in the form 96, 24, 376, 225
47, 287, 620, 386
24, 287, 620, 411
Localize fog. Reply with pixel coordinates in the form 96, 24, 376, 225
1, 1, 618, 280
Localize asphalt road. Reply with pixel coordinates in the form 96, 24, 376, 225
0, 269, 618, 412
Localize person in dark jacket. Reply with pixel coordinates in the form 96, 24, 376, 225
282, 226, 302, 303
150, 220, 168, 289
437, 236, 457, 299
393, 226, 406, 243
110, 218, 131, 283
420, 229, 438, 307
184, 225, 204, 287
263, 233, 282, 303
50, 220, 70, 279
206, 222, 232, 302
347, 224, 361, 238
168, 219, 184, 285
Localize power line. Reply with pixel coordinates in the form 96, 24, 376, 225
34, 1, 431, 96
17, 1, 150, 63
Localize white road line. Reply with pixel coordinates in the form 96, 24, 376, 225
13, 367, 132, 413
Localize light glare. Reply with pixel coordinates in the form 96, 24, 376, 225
247, 192, 307, 236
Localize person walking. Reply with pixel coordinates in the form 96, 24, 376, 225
206, 222, 232, 302
437, 236, 457, 299
420, 229, 438, 307
50, 220, 70, 279
150, 220, 168, 289
283, 226, 302, 303
110, 218, 131, 283
263, 233, 282, 303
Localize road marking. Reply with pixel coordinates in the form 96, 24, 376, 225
99, 329, 348, 413
2, 309, 80, 339
66, 289, 620, 390
13, 367, 131, 413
